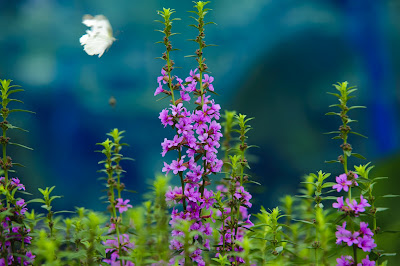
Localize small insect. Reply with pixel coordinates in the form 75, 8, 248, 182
79, 14, 116, 57
109, 95, 116, 108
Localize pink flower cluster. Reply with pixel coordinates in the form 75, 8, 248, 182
332, 173, 376, 265
333, 195, 370, 215
215, 184, 253, 264
333, 173, 358, 192
336, 221, 376, 252
103, 234, 135, 266
0, 177, 35, 265
103, 198, 134, 265
156, 69, 223, 265
336, 255, 375, 266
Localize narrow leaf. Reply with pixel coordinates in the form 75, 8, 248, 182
9, 142, 33, 150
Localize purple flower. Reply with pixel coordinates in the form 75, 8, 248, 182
359, 222, 374, 237
11, 178, 25, 191
115, 198, 133, 214
200, 189, 216, 210
170, 156, 187, 175
180, 90, 190, 102
357, 235, 377, 252
185, 68, 200, 83
17, 251, 35, 266
333, 196, 344, 210
343, 231, 360, 246
202, 74, 214, 91
336, 255, 354, 266
356, 195, 371, 213
166, 186, 183, 206
162, 162, 171, 175
154, 81, 164, 96
103, 234, 135, 265
159, 109, 173, 127
335, 221, 351, 245
15, 199, 25, 207
333, 173, 352, 192
346, 195, 371, 214
157, 69, 169, 84
357, 255, 375, 266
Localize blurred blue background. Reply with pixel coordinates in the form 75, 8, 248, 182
0, 0, 399, 255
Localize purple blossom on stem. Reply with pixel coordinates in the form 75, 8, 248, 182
11, 178, 25, 191
333, 172, 376, 264
335, 222, 351, 245
202, 74, 214, 91
115, 198, 133, 214
333, 196, 344, 209
357, 235, 377, 252
103, 234, 135, 265
157, 68, 223, 265
336, 255, 354, 266
357, 255, 375, 266
332, 173, 352, 192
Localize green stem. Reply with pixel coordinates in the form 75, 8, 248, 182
353, 244, 358, 264
165, 45, 175, 106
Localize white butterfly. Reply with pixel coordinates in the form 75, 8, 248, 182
79, 14, 116, 58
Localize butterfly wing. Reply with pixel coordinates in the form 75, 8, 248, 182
80, 14, 115, 57
83, 34, 114, 58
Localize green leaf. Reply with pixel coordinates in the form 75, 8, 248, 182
245, 180, 261, 186
6, 124, 28, 132
348, 106, 366, 110
156, 95, 170, 102
351, 153, 366, 160
321, 196, 339, 200
26, 199, 46, 204
8, 109, 35, 114
321, 182, 336, 189
295, 195, 313, 199
325, 112, 340, 116
325, 160, 339, 164
12, 163, 26, 168
9, 142, 33, 150
381, 253, 397, 257
327, 92, 340, 98
380, 194, 400, 198
349, 131, 367, 138
292, 219, 314, 225
53, 210, 75, 214
323, 131, 340, 135
375, 207, 389, 213
373, 177, 388, 181
6, 89, 24, 96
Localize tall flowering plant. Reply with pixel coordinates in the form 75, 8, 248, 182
214, 113, 255, 265
0, 80, 35, 265
97, 129, 135, 265
327, 82, 377, 265
155, 2, 222, 265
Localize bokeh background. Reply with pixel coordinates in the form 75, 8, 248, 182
0, 0, 399, 260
